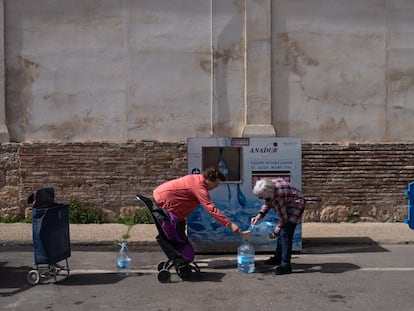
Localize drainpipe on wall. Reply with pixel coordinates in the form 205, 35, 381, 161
0, 0, 9, 142
210, 0, 214, 136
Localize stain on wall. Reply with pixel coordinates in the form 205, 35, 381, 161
3, 1, 414, 143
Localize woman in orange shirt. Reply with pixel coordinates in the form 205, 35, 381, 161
153, 167, 242, 260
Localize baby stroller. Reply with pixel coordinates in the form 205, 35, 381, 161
136, 194, 200, 283
27, 188, 71, 284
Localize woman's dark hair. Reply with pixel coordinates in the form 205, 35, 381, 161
203, 167, 225, 182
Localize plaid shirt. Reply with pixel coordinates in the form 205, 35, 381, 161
259, 178, 305, 235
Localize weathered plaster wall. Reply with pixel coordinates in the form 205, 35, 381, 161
5, 0, 245, 142
4, 0, 414, 143
272, 0, 414, 141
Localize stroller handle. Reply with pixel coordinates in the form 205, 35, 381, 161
136, 194, 154, 211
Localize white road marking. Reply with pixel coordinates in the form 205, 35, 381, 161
359, 267, 414, 271
19, 255, 414, 275
70, 268, 159, 274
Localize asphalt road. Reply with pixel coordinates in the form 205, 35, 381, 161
2, 243, 414, 311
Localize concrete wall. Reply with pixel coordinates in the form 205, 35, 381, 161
3, 0, 414, 143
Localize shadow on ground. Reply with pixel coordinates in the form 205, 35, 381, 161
57, 273, 134, 286
301, 237, 389, 254
0, 264, 34, 296
252, 262, 361, 274
202, 259, 361, 275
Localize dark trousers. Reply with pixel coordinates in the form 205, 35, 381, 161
274, 221, 297, 268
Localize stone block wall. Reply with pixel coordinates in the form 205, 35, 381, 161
0, 141, 412, 222
18, 141, 187, 214
302, 143, 413, 222
0, 143, 19, 218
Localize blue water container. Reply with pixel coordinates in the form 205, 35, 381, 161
404, 181, 414, 230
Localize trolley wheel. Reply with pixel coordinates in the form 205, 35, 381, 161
49, 265, 58, 276
27, 270, 40, 285
157, 261, 166, 271
157, 269, 171, 283
177, 265, 192, 281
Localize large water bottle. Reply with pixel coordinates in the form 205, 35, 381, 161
249, 221, 275, 236
116, 242, 132, 276
237, 240, 255, 273
218, 158, 228, 180
218, 148, 228, 180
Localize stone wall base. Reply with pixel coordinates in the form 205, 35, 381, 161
0, 141, 412, 222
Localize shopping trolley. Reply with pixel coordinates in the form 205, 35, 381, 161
27, 188, 71, 284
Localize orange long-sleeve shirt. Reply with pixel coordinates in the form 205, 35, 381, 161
153, 174, 231, 227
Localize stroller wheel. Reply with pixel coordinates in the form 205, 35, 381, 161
191, 262, 201, 274
27, 270, 40, 285
157, 261, 166, 271
157, 269, 171, 283
177, 265, 192, 281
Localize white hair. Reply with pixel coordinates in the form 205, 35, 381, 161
253, 178, 275, 199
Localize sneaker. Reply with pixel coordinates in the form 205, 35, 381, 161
274, 265, 292, 275
264, 256, 281, 265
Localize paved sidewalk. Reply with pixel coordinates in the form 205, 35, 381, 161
1, 222, 414, 247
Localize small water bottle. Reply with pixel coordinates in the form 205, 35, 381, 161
237, 240, 255, 273
116, 242, 132, 276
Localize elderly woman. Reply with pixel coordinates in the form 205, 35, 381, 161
251, 178, 305, 275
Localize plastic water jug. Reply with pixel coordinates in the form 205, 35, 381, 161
237, 240, 255, 273
249, 221, 275, 236
116, 242, 132, 276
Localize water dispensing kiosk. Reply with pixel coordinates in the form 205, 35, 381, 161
187, 137, 302, 253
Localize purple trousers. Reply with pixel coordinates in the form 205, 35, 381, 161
161, 210, 195, 261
